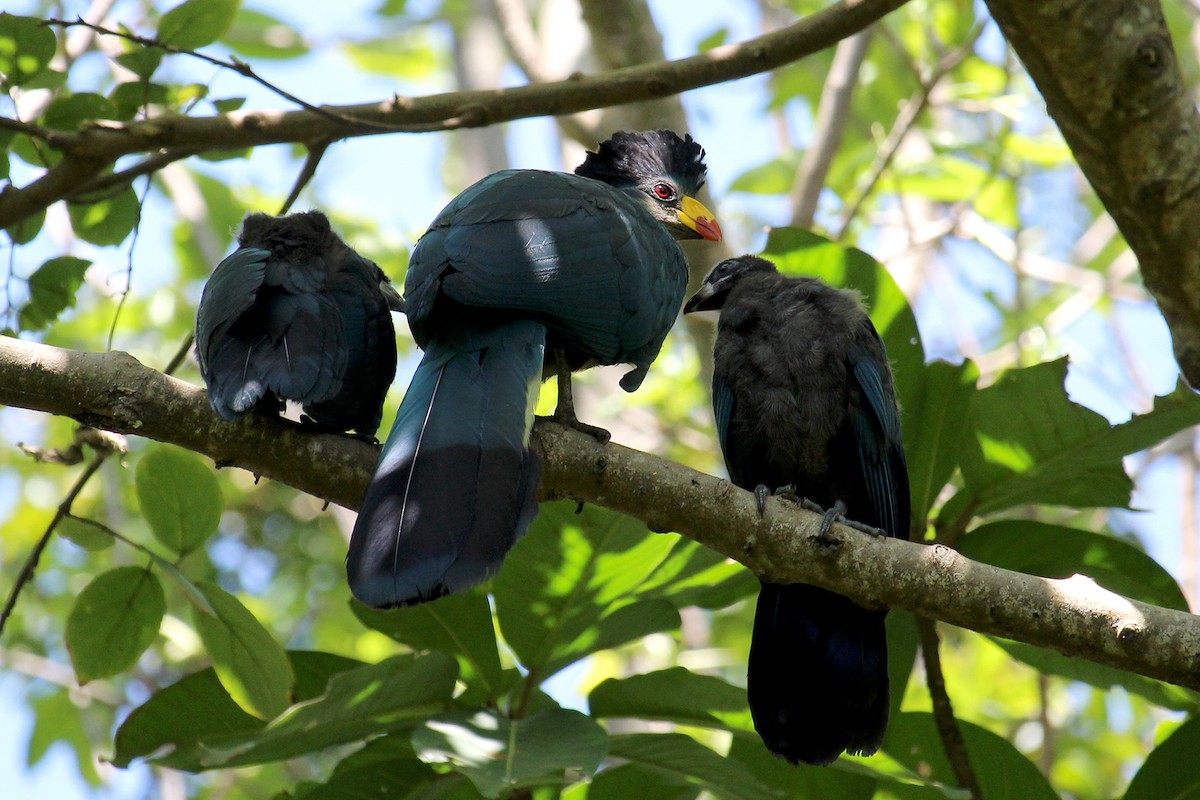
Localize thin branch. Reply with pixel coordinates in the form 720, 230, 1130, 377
918, 617, 983, 799
69, 147, 205, 203
0, 452, 107, 638
43, 17, 398, 132
0, 0, 912, 228
790, 28, 875, 229
3, 335, 1200, 691
835, 24, 983, 239
279, 139, 332, 215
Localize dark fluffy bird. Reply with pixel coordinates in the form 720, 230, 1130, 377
348, 130, 722, 608
195, 210, 402, 438
684, 254, 910, 766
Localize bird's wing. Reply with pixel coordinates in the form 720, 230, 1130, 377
195, 247, 269, 372
406, 170, 686, 370
848, 331, 911, 540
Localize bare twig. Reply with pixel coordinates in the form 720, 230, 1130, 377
790, 28, 875, 228
917, 617, 983, 799
0, 453, 107, 638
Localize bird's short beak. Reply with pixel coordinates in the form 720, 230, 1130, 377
683, 282, 716, 314
679, 196, 723, 242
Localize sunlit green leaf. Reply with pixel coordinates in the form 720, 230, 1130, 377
68, 188, 141, 246
57, 516, 114, 552
110, 81, 172, 119
884, 712, 1057, 800
726, 736, 879, 800
192, 581, 294, 720
342, 31, 439, 79
729, 155, 801, 195
29, 690, 101, 785
158, 0, 240, 50
413, 708, 607, 798
43, 92, 117, 129
494, 502, 682, 679
223, 10, 308, 59
19, 256, 91, 330
135, 445, 223, 556
66, 566, 164, 683
0, 14, 56, 88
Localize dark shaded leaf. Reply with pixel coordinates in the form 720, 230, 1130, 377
904, 360, 978, 528
606, 733, 781, 800
43, 92, 116, 129
588, 667, 752, 734
19, 256, 90, 330
353, 588, 506, 696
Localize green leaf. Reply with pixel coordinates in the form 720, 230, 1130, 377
29, 690, 101, 785
341, 31, 439, 78
583, 764, 700, 800
43, 92, 117, 130
1124, 717, 1200, 800
588, 667, 752, 734
903, 360, 978, 528
135, 445, 223, 555
114, 45, 164, 81
605, 733, 781, 800
157, 0, 241, 50
68, 188, 141, 246
57, 515, 114, 552
352, 588, 505, 696
634, 537, 756, 610
725, 736, 878, 800
884, 712, 1057, 800
223, 10, 308, 60
956, 365, 1200, 514
0, 14, 56, 88
493, 502, 682, 679
112, 651, 360, 769
192, 581, 294, 720
200, 652, 458, 768
19, 256, 90, 331
729, 154, 801, 195
991, 638, 1199, 713
959, 520, 1188, 611
66, 566, 164, 683
6, 204, 44, 244
298, 737, 437, 799
110, 81, 171, 119
413, 708, 608, 798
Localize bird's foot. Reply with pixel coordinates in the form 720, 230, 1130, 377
551, 410, 611, 443
817, 500, 848, 543
752, 484, 804, 517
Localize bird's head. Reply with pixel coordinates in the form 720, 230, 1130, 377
575, 130, 722, 242
684, 254, 778, 313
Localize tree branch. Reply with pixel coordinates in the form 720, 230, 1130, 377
3, 334, 1200, 691
0, 0, 910, 229
981, 0, 1200, 387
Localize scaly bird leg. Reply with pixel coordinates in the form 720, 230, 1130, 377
551, 345, 611, 443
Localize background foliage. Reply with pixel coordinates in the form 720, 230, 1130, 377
2, 0, 1200, 798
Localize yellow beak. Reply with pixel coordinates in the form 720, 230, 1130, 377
679, 195, 723, 242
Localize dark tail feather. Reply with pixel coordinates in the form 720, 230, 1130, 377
347, 319, 545, 607
747, 581, 890, 766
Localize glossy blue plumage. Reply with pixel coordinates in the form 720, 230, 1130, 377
687, 255, 910, 766
349, 131, 710, 608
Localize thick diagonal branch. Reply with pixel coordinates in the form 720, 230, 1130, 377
2, 335, 1199, 691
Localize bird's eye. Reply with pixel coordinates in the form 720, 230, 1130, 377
652, 183, 676, 201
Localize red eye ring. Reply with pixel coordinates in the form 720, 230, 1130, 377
652, 183, 675, 201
